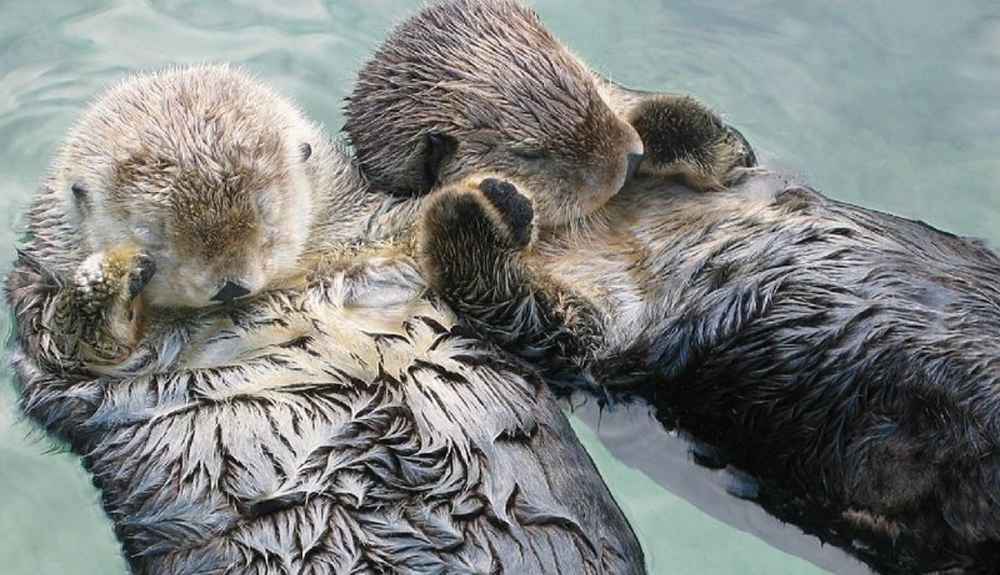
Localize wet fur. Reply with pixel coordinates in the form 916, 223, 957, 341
7, 251, 643, 574
5, 68, 644, 573
420, 171, 1000, 572
344, 0, 646, 227
345, 0, 755, 213
592, 76, 759, 189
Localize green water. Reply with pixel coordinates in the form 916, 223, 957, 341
1, 1, 997, 573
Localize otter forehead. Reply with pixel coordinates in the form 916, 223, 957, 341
347, 0, 607, 152
60, 65, 296, 198
107, 139, 288, 210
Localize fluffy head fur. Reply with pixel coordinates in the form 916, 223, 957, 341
34, 65, 335, 309
344, 0, 644, 227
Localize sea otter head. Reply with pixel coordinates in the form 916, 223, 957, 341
57, 65, 318, 309
345, 0, 644, 228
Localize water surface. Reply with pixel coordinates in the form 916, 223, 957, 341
1, 1, 998, 573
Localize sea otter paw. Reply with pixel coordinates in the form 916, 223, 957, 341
724, 124, 758, 169
477, 178, 534, 249
421, 177, 535, 254
71, 247, 156, 366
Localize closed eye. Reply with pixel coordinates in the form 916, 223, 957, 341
511, 147, 547, 161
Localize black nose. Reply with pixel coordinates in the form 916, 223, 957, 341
212, 281, 251, 303
626, 153, 644, 181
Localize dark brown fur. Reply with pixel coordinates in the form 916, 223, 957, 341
345, 0, 756, 215
624, 92, 758, 190
344, 0, 644, 226
418, 171, 1000, 572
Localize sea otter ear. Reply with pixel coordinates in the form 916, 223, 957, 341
299, 143, 312, 162
421, 132, 458, 192
71, 182, 92, 214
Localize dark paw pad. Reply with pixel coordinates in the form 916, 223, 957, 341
479, 178, 533, 247
128, 254, 157, 299
725, 125, 757, 168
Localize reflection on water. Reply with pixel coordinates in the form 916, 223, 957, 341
0, 1, 997, 573
567, 399, 870, 575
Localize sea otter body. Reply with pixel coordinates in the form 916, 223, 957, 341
421, 170, 1000, 572
348, 1, 1000, 569
4, 66, 644, 574
9, 251, 643, 574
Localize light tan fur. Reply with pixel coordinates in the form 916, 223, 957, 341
5, 66, 645, 574
17, 64, 394, 371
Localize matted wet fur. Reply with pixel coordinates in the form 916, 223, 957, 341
5, 66, 644, 574
344, 0, 754, 225
11, 64, 394, 372
418, 171, 1000, 573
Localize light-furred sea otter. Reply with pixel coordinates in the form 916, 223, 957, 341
343, 0, 757, 226
5, 65, 645, 574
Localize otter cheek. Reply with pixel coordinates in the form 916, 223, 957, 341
146, 268, 214, 308
568, 169, 612, 219
268, 239, 302, 278
598, 160, 628, 205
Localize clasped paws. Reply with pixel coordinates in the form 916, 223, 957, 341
70, 246, 156, 367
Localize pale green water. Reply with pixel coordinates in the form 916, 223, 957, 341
0, 1, 997, 573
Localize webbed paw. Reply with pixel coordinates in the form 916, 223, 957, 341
724, 125, 757, 169
420, 177, 535, 253
418, 177, 535, 294
477, 178, 534, 249
628, 94, 758, 192
71, 246, 156, 367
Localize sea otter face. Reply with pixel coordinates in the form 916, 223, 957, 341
345, 0, 644, 227
142, 183, 310, 310
70, 151, 314, 310
56, 65, 319, 310
433, 95, 644, 228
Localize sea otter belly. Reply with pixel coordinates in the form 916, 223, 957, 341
14, 260, 644, 574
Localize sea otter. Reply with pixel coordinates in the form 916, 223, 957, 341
417, 170, 1000, 572
343, 0, 756, 225
5, 65, 645, 574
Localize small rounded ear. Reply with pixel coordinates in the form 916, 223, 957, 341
422, 132, 458, 192
299, 143, 312, 162
71, 182, 92, 213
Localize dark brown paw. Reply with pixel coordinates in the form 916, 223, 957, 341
627, 94, 758, 192
725, 125, 757, 168
479, 178, 534, 248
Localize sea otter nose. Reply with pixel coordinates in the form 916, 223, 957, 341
212, 281, 251, 303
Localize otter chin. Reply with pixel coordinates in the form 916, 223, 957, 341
58, 65, 319, 309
